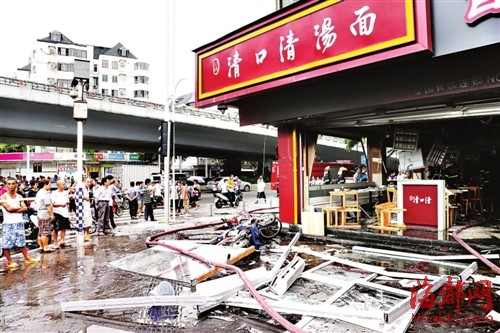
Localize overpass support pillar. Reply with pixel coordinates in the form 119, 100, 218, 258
277, 127, 317, 225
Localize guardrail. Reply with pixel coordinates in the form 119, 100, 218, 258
0, 76, 245, 124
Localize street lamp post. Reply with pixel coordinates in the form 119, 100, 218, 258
170, 78, 186, 223
71, 59, 90, 245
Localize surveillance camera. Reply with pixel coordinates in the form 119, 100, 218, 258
217, 104, 228, 113
69, 88, 79, 99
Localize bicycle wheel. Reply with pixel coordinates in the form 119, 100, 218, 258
115, 206, 123, 217
258, 214, 282, 239
122, 200, 129, 210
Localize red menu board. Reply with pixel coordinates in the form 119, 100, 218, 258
402, 184, 438, 227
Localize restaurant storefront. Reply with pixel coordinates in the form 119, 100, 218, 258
194, 0, 500, 226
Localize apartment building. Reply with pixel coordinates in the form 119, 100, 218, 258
16, 30, 150, 100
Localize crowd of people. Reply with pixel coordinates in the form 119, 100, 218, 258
309, 165, 369, 186
0, 173, 197, 269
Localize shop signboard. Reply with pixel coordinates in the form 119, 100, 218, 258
195, 0, 431, 107
397, 180, 446, 231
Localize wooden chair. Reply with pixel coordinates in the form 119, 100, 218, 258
369, 188, 406, 233
374, 188, 397, 225
445, 190, 458, 229
323, 191, 346, 228
338, 191, 361, 229
468, 186, 483, 214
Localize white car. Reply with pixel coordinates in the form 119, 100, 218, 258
206, 176, 252, 192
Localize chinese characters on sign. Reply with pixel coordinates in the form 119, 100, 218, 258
410, 276, 494, 325
464, 0, 500, 24
197, 0, 420, 102
409, 195, 432, 205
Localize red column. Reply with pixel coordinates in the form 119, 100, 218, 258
277, 127, 300, 224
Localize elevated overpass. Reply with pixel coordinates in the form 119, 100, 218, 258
0, 77, 361, 162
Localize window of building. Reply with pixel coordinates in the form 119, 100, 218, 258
57, 79, 72, 88
102, 74, 108, 82
119, 89, 126, 96
48, 46, 56, 55
92, 77, 98, 86
119, 74, 126, 82
119, 47, 128, 57
48, 62, 56, 71
47, 78, 56, 85
101, 89, 109, 95
33, 162, 43, 173
111, 89, 118, 97
50, 32, 61, 42
57, 63, 74, 72
134, 62, 149, 71
112, 76, 118, 83
134, 90, 149, 98
134, 76, 149, 84
112, 61, 118, 69
102, 60, 109, 68
93, 64, 98, 72
71, 49, 87, 59
58, 47, 69, 56
120, 60, 126, 68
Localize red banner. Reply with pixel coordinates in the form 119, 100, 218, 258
196, 0, 428, 105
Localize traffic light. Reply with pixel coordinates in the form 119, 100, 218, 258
158, 121, 169, 156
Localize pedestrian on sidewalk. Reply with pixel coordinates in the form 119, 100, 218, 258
126, 181, 138, 219
93, 176, 114, 235
143, 178, 156, 221
136, 181, 144, 217
255, 176, 267, 204
83, 178, 93, 242
1, 177, 38, 269
51, 180, 71, 248
36, 179, 56, 252
180, 180, 190, 215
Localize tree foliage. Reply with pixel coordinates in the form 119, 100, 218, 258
0, 144, 25, 152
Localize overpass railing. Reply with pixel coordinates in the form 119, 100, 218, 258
0, 76, 243, 124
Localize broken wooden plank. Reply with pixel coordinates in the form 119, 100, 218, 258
195, 246, 255, 283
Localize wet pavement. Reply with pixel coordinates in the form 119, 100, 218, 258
1, 190, 499, 332
0, 190, 280, 333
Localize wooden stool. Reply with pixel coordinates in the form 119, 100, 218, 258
322, 206, 343, 227
338, 191, 361, 229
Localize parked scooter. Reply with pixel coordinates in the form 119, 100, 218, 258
214, 191, 242, 209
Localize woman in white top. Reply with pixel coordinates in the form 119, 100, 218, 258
1, 178, 38, 269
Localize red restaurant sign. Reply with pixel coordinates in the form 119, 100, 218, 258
195, 0, 431, 107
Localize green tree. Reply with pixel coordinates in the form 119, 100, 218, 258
343, 139, 359, 152
0, 144, 26, 152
